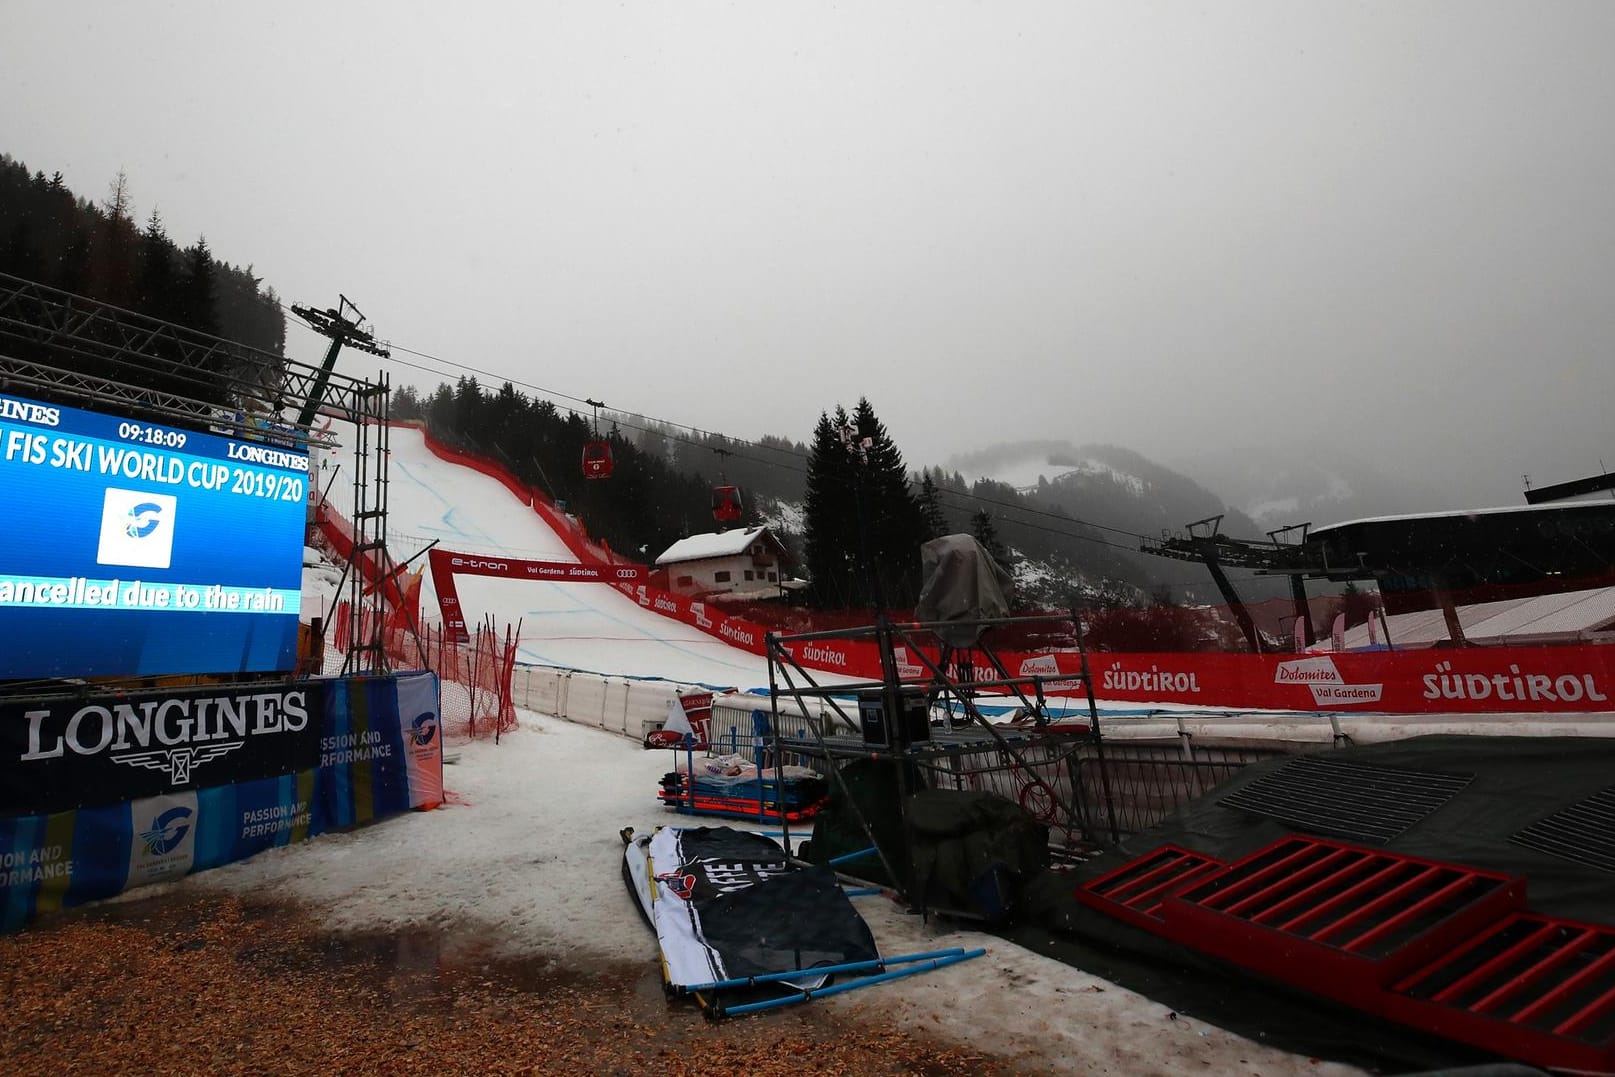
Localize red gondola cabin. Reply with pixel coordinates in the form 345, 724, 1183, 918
711, 484, 743, 526
582, 439, 614, 479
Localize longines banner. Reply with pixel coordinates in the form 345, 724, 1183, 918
0, 682, 323, 816
1, 671, 443, 933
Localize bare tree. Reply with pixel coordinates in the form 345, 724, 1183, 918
104, 168, 133, 223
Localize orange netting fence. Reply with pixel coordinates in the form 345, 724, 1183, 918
328, 600, 518, 744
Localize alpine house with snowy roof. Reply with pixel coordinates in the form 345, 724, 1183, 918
654, 526, 790, 598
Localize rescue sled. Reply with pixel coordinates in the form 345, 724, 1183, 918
656, 754, 829, 824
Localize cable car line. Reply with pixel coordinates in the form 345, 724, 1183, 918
293, 318, 1167, 552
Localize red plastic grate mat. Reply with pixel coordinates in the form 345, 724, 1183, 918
1078, 836, 1615, 1073
1161, 837, 1526, 994
1073, 845, 1227, 933
1386, 911, 1615, 1073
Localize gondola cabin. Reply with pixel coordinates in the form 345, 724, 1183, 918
582, 439, 614, 479
711, 484, 743, 526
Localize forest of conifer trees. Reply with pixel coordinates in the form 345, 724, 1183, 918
0, 155, 286, 411
1, 157, 286, 352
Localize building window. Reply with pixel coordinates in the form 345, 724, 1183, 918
676, 575, 693, 588
744, 570, 754, 581
714, 571, 731, 583
767, 571, 777, 582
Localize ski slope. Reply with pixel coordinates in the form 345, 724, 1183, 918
316, 425, 826, 688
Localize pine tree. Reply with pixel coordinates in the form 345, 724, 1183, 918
137, 210, 175, 320
799, 399, 927, 610
851, 397, 926, 607
970, 509, 1008, 568
91, 171, 140, 307
918, 472, 948, 540
104, 170, 133, 224
802, 408, 860, 607
181, 235, 219, 335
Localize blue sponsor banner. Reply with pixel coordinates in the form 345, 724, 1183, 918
0, 815, 50, 932
0, 672, 442, 933
192, 772, 314, 871
0, 392, 308, 679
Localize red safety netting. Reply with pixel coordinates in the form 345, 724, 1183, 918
328, 601, 518, 743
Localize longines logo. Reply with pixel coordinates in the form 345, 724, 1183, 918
19, 690, 309, 788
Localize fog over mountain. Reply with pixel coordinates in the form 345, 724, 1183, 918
941, 440, 1279, 602
1166, 445, 1493, 536
941, 433, 1548, 546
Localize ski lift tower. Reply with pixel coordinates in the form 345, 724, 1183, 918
289, 297, 394, 675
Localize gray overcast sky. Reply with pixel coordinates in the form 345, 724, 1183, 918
4, 2, 1613, 504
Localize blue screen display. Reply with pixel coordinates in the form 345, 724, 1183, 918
0, 393, 308, 679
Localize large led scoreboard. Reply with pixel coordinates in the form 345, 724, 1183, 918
0, 392, 308, 679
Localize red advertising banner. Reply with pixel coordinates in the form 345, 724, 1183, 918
1003, 647, 1615, 715
426, 540, 1615, 713
427, 549, 646, 642
611, 580, 773, 658
433, 551, 645, 584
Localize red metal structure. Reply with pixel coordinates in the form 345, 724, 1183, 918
1074, 844, 1228, 931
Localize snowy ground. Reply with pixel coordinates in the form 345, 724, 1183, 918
174, 711, 1364, 1076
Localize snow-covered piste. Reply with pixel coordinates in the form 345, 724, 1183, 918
315, 424, 831, 687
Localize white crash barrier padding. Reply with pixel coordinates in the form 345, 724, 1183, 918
509, 665, 570, 718
601, 678, 633, 736
624, 680, 680, 741
508, 663, 687, 743
562, 675, 609, 730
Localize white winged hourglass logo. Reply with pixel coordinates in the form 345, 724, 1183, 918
111, 742, 243, 785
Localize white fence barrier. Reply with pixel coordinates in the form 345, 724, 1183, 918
508, 663, 687, 743
506, 663, 856, 757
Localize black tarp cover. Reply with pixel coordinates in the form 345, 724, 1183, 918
914, 534, 1012, 647
906, 789, 1050, 922
643, 826, 878, 987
